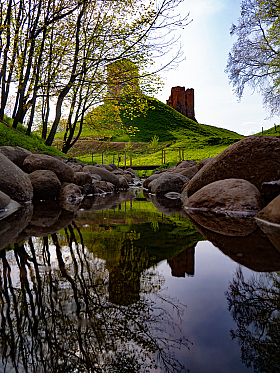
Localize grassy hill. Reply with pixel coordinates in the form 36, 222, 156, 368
0, 115, 66, 157
255, 124, 280, 137
71, 96, 243, 166
118, 97, 242, 143
0, 97, 244, 168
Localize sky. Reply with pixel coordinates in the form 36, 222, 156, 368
155, 0, 277, 136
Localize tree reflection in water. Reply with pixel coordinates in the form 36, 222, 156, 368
0, 223, 190, 373
226, 267, 280, 373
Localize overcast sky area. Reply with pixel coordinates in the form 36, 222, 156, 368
155, 0, 277, 136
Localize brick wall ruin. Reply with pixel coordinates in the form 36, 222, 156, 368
166, 86, 196, 121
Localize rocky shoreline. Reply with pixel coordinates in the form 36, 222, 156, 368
1, 135, 280, 265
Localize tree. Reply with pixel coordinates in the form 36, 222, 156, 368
226, 267, 280, 373
0, 225, 190, 373
0, 0, 189, 153
226, 0, 280, 116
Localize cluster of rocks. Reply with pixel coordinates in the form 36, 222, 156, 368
0, 146, 139, 216
143, 135, 280, 239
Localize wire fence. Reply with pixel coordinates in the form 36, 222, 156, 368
65, 146, 188, 167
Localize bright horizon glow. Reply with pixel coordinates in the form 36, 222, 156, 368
155, 0, 278, 136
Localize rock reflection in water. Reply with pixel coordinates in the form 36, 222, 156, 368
0, 227, 190, 373
185, 212, 280, 272
0, 188, 202, 373
227, 268, 280, 373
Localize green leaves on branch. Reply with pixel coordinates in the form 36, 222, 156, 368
226, 0, 280, 115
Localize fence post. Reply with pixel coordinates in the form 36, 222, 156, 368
182, 149, 184, 160
113, 154, 115, 164
161, 148, 164, 165
164, 150, 166, 164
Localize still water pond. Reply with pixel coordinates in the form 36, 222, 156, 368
1, 188, 279, 373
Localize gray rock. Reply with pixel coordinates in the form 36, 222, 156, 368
176, 160, 197, 168
0, 146, 32, 169
70, 164, 84, 172
84, 165, 120, 186
74, 171, 92, 186
143, 173, 163, 190
0, 190, 11, 209
58, 183, 84, 211
150, 173, 189, 196
0, 152, 33, 202
185, 136, 280, 197
255, 193, 280, 224
28, 170, 61, 200
125, 168, 138, 178
92, 180, 115, 194
197, 157, 214, 170
23, 154, 75, 182
179, 165, 199, 179
118, 176, 129, 190
183, 179, 264, 214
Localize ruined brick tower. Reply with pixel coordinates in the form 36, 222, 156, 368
166, 86, 196, 121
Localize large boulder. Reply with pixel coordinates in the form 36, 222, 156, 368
183, 179, 264, 214
58, 183, 83, 211
184, 136, 280, 197
175, 160, 197, 169
118, 176, 129, 190
92, 180, 115, 194
179, 165, 199, 179
255, 194, 280, 224
0, 190, 11, 209
149, 173, 189, 195
73, 171, 92, 186
197, 157, 214, 170
182, 179, 263, 236
193, 222, 280, 272
28, 170, 61, 200
84, 165, 120, 187
0, 152, 33, 202
0, 146, 32, 169
143, 173, 163, 190
23, 154, 75, 182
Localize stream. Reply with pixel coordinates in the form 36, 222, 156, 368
0, 187, 279, 373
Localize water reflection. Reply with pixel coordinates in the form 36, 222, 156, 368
0, 229, 190, 373
227, 268, 280, 373
1, 188, 280, 372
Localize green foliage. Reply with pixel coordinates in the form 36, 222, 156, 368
149, 134, 159, 148
226, 0, 280, 115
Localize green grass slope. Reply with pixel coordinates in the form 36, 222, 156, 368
119, 97, 243, 143
0, 116, 67, 157
255, 124, 280, 136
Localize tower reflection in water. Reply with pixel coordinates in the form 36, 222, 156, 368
0, 214, 195, 373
